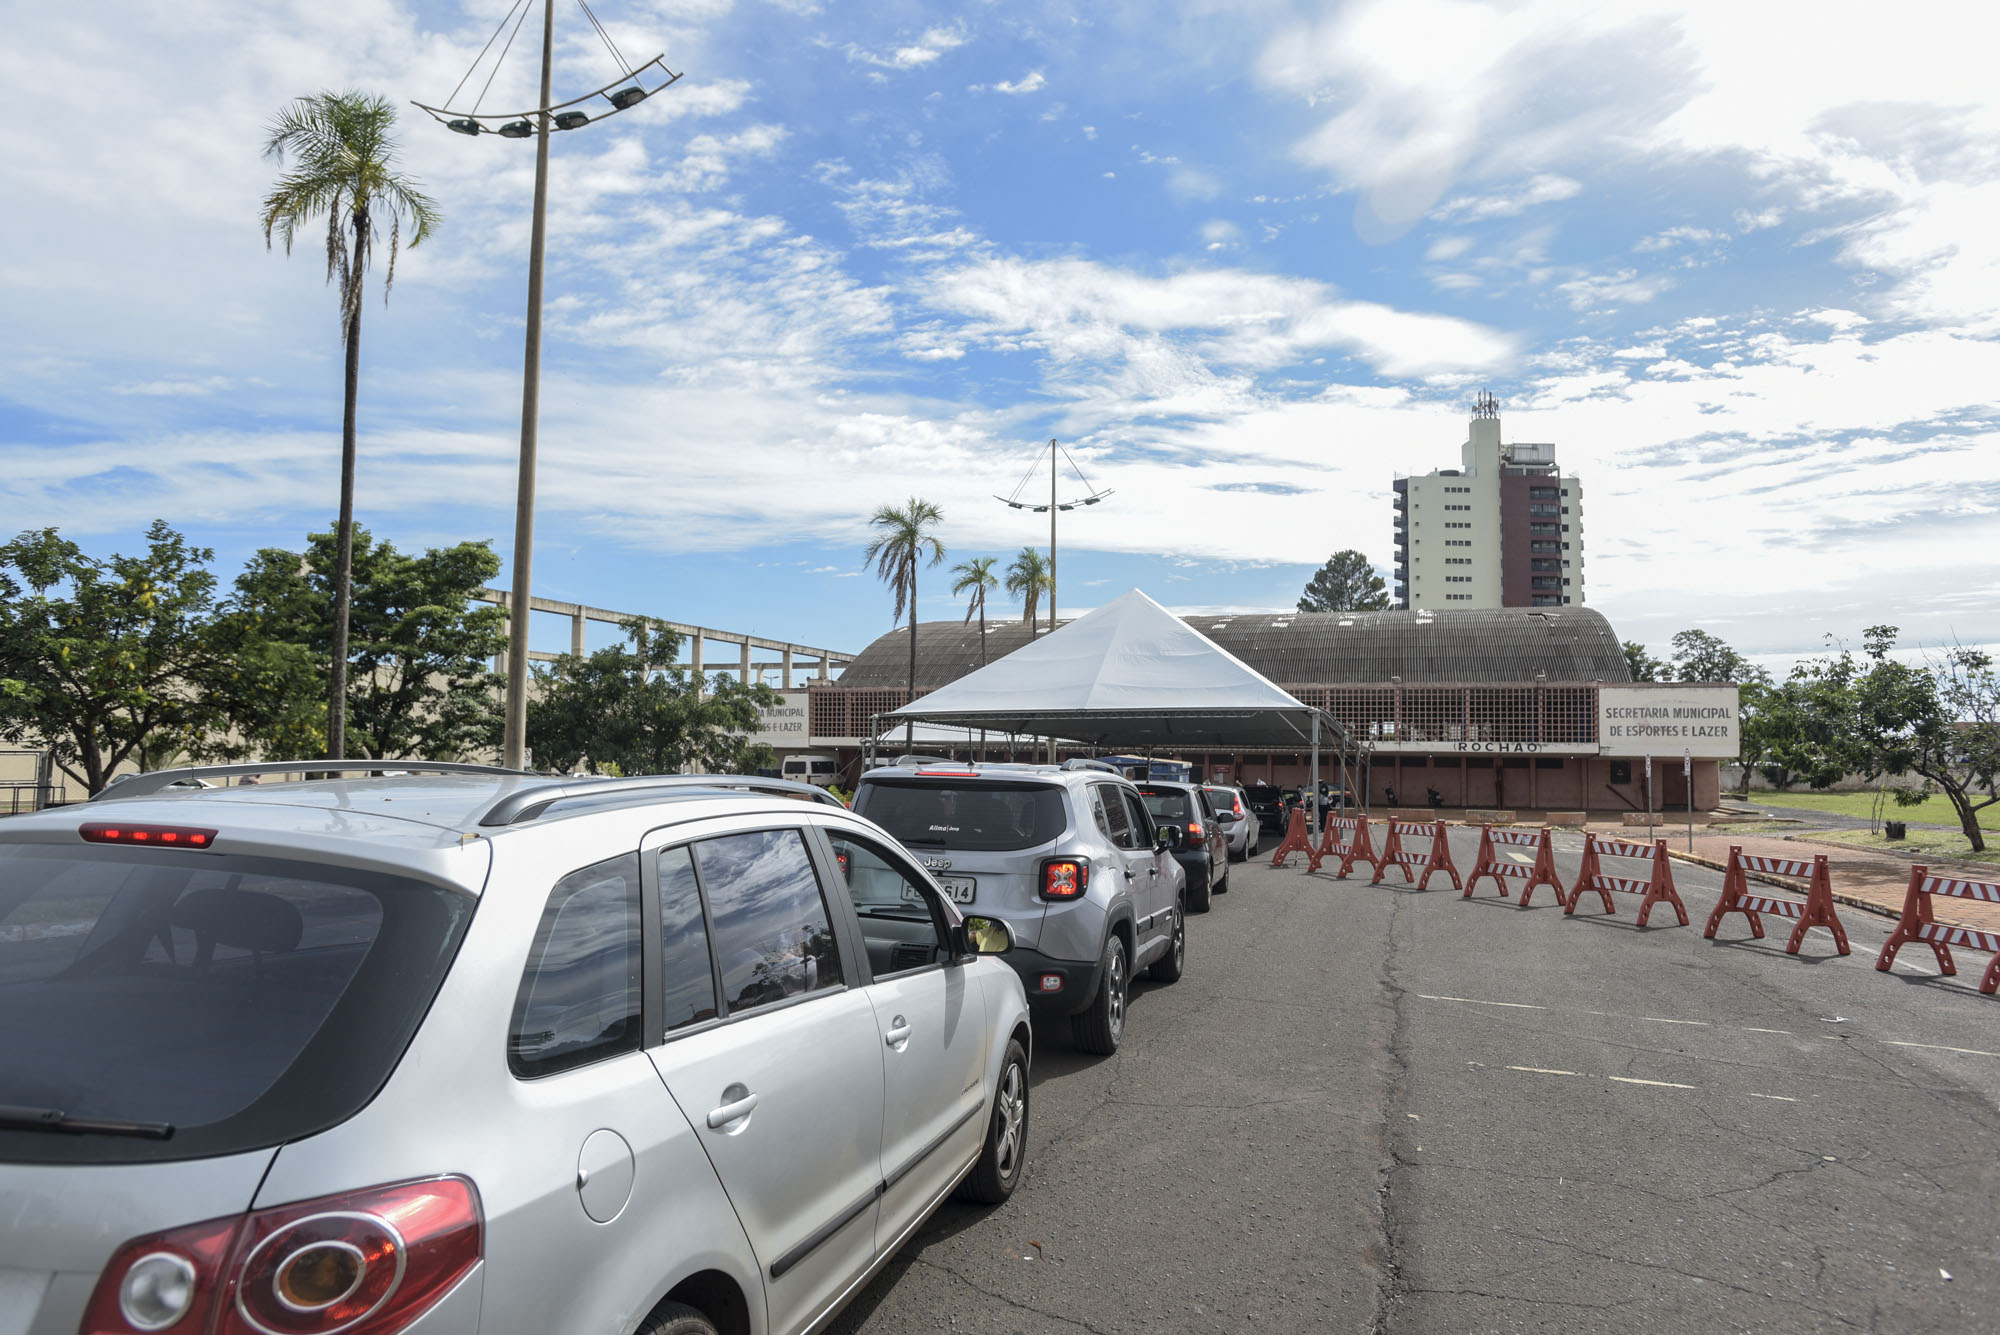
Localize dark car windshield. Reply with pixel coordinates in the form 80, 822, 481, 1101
854, 780, 1067, 851
1138, 787, 1196, 824
0, 843, 472, 1164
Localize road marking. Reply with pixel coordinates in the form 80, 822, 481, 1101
1418, 994, 1546, 1010
1743, 1027, 1793, 1035
1640, 1017, 1711, 1027
1746, 1093, 1797, 1102
1607, 1076, 1698, 1089
1508, 1065, 1581, 1076
1888, 1040, 2000, 1059
1505, 851, 1533, 864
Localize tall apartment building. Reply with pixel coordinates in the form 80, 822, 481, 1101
1392, 394, 1583, 610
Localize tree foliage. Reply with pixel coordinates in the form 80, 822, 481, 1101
527, 621, 778, 776
0, 522, 230, 794
1670, 629, 1761, 684
952, 556, 999, 662
1297, 550, 1391, 613
1005, 547, 1048, 634
1623, 640, 1665, 682
864, 498, 945, 748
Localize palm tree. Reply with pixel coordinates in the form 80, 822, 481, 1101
1006, 547, 1050, 636
952, 555, 999, 762
863, 498, 946, 751
262, 91, 439, 762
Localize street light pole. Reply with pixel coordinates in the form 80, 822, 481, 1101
503, 0, 555, 770
1048, 438, 1057, 632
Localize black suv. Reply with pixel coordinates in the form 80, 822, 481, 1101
1135, 781, 1229, 912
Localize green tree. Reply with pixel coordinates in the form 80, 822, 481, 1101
863, 498, 946, 751
1847, 627, 2000, 852
1670, 628, 1760, 683
1297, 549, 1391, 612
1623, 640, 1666, 682
527, 620, 779, 776
1005, 547, 1049, 635
230, 526, 504, 760
0, 522, 231, 794
262, 91, 440, 761
951, 556, 1000, 664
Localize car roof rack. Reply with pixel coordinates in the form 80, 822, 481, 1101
92, 760, 532, 802
1062, 758, 1120, 773
476, 774, 846, 827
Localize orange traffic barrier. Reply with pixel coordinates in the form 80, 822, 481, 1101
1876, 867, 2000, 992
1311, 814, 1379, 878
1566, 834, 1688, 927
1704, 847, 1849, 956
1269, 807, 1314, 869
1464, 825, 1563, 906
1371, 820, 1462, 892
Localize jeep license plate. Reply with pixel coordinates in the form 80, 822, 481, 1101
910, 876, 976, 904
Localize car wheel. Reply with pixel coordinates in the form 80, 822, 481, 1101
1071, 934, 1128, 1054
638, 1302, 720, 1335
1188, 866, 1213, 914
957, 1038, 1030, 1203
1214, 859, 1231, 894
1148, 896, 1186, 983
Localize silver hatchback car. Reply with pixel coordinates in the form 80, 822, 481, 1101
0, 764, 1030, 1335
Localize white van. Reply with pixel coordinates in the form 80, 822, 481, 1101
780, 753, 843, 789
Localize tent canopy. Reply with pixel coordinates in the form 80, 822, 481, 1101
887, 589, 1346, 750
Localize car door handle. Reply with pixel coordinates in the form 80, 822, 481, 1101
706, 1091, 759, 1128
1124, 868, 1136, 881
884, 1018, 913, 1048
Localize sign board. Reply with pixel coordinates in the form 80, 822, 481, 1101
1366, 740, 1598, 755
743, 691, 812, 749
1597, 685, 1740, 758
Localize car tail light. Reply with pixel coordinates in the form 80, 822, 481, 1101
1232, 797, 1244, 815
1040, 859, 1089, 900
80, 1177, 481, 1335
1185, 822, 1205, 847
80, 823, 216, 848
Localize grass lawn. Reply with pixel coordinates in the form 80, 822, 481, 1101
1810, 826, 2000, 869
1746, 790, 2000, 831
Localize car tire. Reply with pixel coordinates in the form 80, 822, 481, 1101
957, 1038, 1030, 1203
1148, 896, 1186, 983
1214, 859, 1231, 894
637, 1302, 720, 1335
1071, 934, 1128, 1054
1188, 866, 1213, 914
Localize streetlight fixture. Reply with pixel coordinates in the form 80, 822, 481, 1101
995, 438, 1112, 637
415, 1, 681, 768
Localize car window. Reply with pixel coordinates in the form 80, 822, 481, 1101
854, 780, 1067, 851
0, 845, 471, 1165
692, 829, 844, 1015
828, 832, 950, 978
510, 855, 643, 1078
1091, 784, 1132, 846
657, 846, 720, 1033
1140, 788, 1194, 824
1119, 790, 1153, 849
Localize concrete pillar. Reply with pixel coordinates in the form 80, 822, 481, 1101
493, 590, 509, 675
739, 639, 752, 685
818, 656, 831, 681
691, 636, 703, 698
571, 612, 586, 659
783, 647, 794, 690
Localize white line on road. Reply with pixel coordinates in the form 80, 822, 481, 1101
1418, 994, 1546, 1010
1742, 1028, 1793, 1035
1888, 1040, 2000, 1059
1746, 1093, 1797, 1102
1607, 1076, 1699, 1089
1508, 1065, 1582, 1076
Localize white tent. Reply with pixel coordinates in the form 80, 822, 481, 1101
887, 589, 1347, 753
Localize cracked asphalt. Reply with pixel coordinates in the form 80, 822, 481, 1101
829, 827, 2000, 1334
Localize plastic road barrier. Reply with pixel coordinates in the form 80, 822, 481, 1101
1704, 847, 1850, 956
1270, 807, 1315, 869
1310, 814, 1380, 878
1566, 834, 1689, 927
1465, 825, 1564, 906
1875, 867, 2000, 993
1372, 820, 1463, 892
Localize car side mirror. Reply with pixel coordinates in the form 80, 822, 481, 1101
961, 916, 1013, 955
1156, 826, 1183, 851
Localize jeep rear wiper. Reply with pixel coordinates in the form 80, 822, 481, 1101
0, 1104, 174, 1139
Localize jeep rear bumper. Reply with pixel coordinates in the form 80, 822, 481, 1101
1005, 945, 1107, 1019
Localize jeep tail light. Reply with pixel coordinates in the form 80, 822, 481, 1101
1185, 822, 1205, 847
1041, 859, 1088, 900
81, 1176, 481, 1335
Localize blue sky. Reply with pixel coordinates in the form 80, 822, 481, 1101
4, 0, 1998, 673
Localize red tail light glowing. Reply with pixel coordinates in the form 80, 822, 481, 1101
1185, 822, 1205, 847
80, 823, 216, 849
80, 1177, 481, 1335
1041, 859, 1089, 899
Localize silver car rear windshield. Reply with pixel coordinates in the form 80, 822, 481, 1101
854, 780, 1067, 851
0, 844, 472, 1164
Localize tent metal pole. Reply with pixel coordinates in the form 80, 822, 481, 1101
1310, 713, 1321, 838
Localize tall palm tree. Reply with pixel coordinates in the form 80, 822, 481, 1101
952, 555, 999, 762
262, 91, 439, 762
1006, 547, 1050, 636
863, 498, 946, 750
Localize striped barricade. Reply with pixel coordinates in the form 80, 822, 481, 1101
1464, 825, 1564, 906
1566, 834, 1688, 927
1269, 807, 1315, 869
1310, 814, 1379, 878
1371, 820, 1462, 892
1875, 868, 2000, 993
1704, 847, 1849, 956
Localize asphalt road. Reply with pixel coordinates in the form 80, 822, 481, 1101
829, 826, 2000, 1334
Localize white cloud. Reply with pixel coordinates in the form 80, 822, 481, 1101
1634, 225, 1721, 252
845, 25, 968, 72
1426, 235, 1474, 261
1555, 268, 1675, 311
993, 70, 1046, 96
1433, 174, 1584, 222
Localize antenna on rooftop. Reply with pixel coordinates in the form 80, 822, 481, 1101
1473, 390, 1501, 419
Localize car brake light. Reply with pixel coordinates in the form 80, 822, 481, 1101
1041, 859, 1088, 899
80, 1177, 481, 1335
1186, 822, 1205, 847
80, 823, 216, 848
